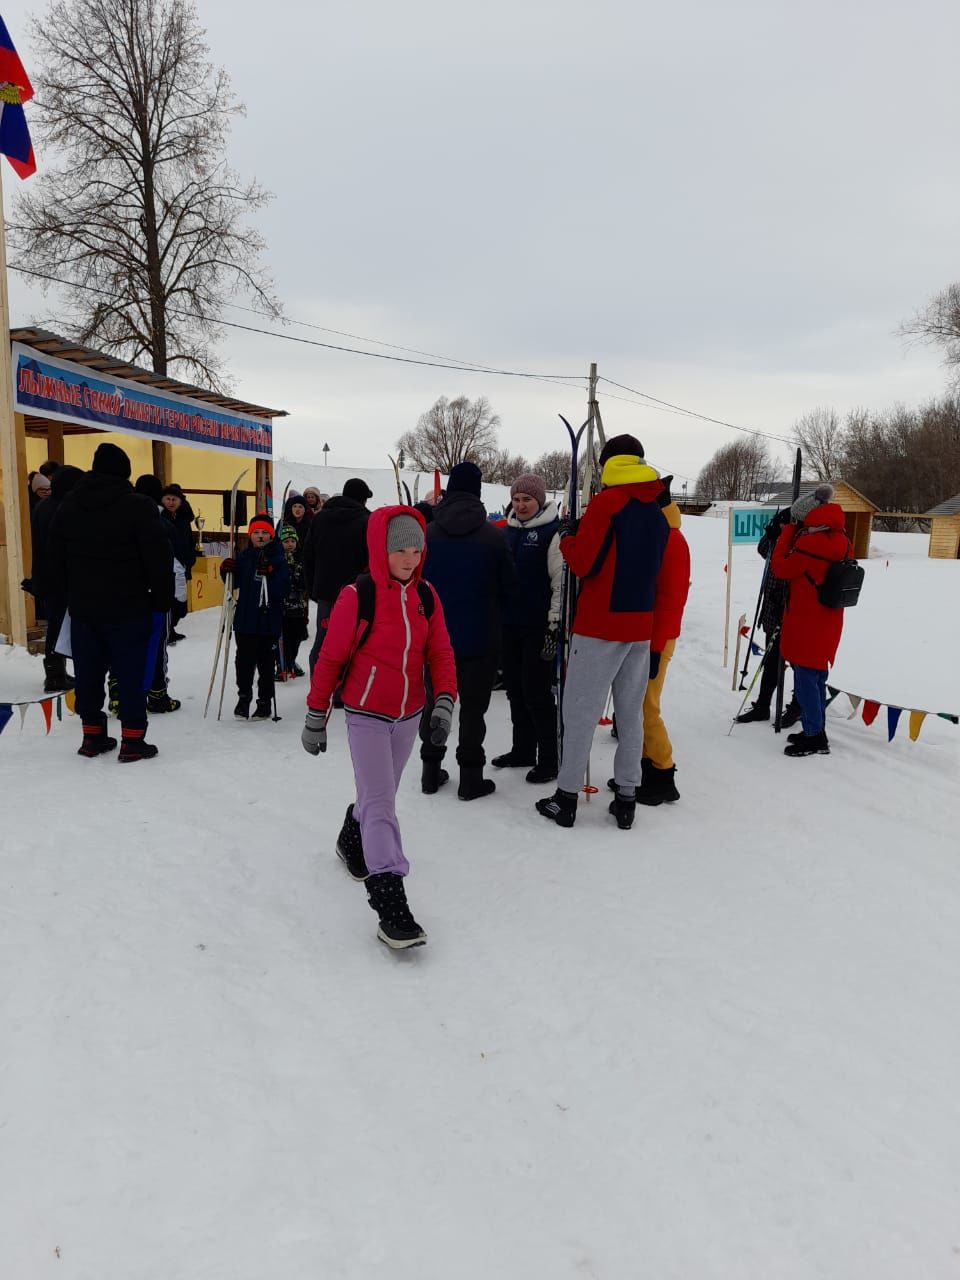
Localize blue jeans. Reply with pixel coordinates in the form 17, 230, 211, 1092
793, 665, 827, 736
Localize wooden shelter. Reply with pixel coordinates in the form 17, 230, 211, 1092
925, 494, 960, 559
765, 480, 877, 558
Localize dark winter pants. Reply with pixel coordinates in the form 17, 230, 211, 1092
420, 654, 496, 769
501, 624, 558, 769
72, 615, 151, 730
44, 595, 67, 661
794, 665, 828, 736
347, 710, 419, 876
307, 600, 333, 675
281, 617, 304, 670
235, 632, 276, 703
149, 613, 170, 693
757, 630, 795, 711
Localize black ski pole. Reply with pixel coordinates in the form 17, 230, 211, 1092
739, 559, 769, 691
774, 448, 802, 733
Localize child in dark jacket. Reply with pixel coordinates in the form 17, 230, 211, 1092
276, 523, 309, 679
301, 506, 457, 949
220, 513, 289, 720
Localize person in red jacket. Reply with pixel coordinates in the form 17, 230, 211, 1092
770, 489, 852, 757
536, 434, 683, 831
301, 506, 457, 949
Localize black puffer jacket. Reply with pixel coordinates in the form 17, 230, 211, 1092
757, 508, 791, 635
48, 472, 174, 623
424, 491, 516, 659
30, 465, 83, 600
302, 495, 370, 602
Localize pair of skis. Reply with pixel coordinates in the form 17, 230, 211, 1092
387, 456, 414, 506
203, 469, 247, 720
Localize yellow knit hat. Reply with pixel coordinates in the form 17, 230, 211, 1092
599, 455, 660, 488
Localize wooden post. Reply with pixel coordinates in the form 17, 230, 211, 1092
0, 165, 29, 646
152, 440, 168, 485
255, 458, 270, 513
46, 421, 65, 465
731, 612, 746, 690
579, 361, 598, 512
723, 508, 733, 667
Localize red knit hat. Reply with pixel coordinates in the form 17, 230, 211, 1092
248, 513, 274, 537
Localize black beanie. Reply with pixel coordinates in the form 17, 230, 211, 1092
447, 461, 482, 497
599, 434, 644, 466
343, 478, 373, 503
135, 474, 164, 503
92, 441, 132, 479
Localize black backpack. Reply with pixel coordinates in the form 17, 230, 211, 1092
803, 552, 865, 609
352, 572, 434, 650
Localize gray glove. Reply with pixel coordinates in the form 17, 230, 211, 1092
301, 708, 327, 755
540, 623, 560, 662
429, 693, 455, 746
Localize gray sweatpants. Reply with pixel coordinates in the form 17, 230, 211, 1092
558, 635, 651, 796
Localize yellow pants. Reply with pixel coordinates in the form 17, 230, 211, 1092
642, 638, 676, 769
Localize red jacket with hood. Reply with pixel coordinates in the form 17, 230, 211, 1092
771, 502, 853, 670
306, 506, 457, 720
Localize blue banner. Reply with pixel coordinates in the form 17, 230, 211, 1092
13, 345, 272, 457
730, 507, 775, 544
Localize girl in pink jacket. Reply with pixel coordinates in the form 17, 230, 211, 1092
301, 506, 457, 949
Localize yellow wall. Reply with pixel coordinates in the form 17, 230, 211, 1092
26, 431, 258, 533
928, 516, 960, 559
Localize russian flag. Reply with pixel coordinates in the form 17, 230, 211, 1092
0, 17, 35, 179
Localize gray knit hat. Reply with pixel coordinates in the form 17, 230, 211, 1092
510, 473, 547, 508
791, 483, 835, 523
386, 512, 425, 554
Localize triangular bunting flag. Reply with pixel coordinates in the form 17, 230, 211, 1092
0, 704, 12, 735
18, 704, 28, 729
64, 689, 76, 714
826, 685, 840, 707
750, 641, 762, 656
847, 694, 862, 719
908, 711, 927, 742
40, 699, 53, 734
937, 712, 959, 724
887, 707, 902, 741
862, 700, 881, 726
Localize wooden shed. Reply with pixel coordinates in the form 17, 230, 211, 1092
925, 494, 960, 559
765, 480, 878, 558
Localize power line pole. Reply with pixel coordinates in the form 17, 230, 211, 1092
580, 361, 598, 512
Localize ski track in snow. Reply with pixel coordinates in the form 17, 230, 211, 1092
1, 519, 958, 1279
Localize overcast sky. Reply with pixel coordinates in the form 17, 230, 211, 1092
5, 0, 958, 485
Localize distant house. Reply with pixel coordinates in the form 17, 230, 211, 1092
924, 494, 960, 559
764, 480, 878, 559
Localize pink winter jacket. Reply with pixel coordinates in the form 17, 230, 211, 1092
306, 505, 457, 720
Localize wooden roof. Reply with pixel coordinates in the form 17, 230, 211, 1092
764, 479, 878, 511
11, 326, 287, 420
925, 494, 960, 518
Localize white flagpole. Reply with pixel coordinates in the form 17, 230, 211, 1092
0, 160, 30, 647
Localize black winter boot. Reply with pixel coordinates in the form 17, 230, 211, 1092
147, 688, 181, 713
780, 699, 802, 729
365, 872, 427, 949
636, 759, 680, 806
336, 804, 369, 881
735, 702, 770, 724
421, 760, 450, 794
535, 788, 578, 827
783, 731, 830, 757
251, 699, 272, 720
458, 766, 496, 801
77, 719, 117, 758
525, 763, 559, 784
491, 749, 536, 769
608, 792, 636, 830
43, 654, 74, 693
118, 727, 158, 762
234, 696, 251, 720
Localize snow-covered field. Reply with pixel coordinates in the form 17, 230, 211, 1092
1, 519, 958, 1279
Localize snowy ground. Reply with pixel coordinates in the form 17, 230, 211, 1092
1, 520, 958, 1279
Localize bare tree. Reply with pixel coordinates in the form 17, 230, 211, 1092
485, 449, 531, 485
12, 0, 278, 389
398, 396, 501, 473
695, 438, 773, 501
532, 449, 571, 492
792, 407, 845, 480
901, 283, 960, 385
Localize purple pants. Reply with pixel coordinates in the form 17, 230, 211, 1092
346, 710, 420, 877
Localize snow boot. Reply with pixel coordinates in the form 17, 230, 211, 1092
77, 719, 117, 758
458, 766, 496, 801
780, 699, 802, 729
525, 762, 559, 784
421, 760, 450, 794
146, 688, 181, 713
43, 654, 74, 693
608, 792, 636, 830
491, 749, 536, 769
365, 872, 427, 949
234, 696, 251, 720
783, 731, 830, 757
336, 804, 369, 881
638, 759, 680, 806
118, 727, 158, 762
735, 701, 770, 724
535, 788, 578, 828
787, 729, 805, 744
251, 699, 272, 720
292, 662, 305, 678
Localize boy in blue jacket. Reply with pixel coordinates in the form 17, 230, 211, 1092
220, 514, 289, 720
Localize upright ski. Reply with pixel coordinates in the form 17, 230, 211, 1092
204, 469, 247, 719
387, 455, 403, 503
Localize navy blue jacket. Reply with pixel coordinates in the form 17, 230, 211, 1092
424, 492, 516, 659
503, 506, 561, 629
232, 539, 289, 637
